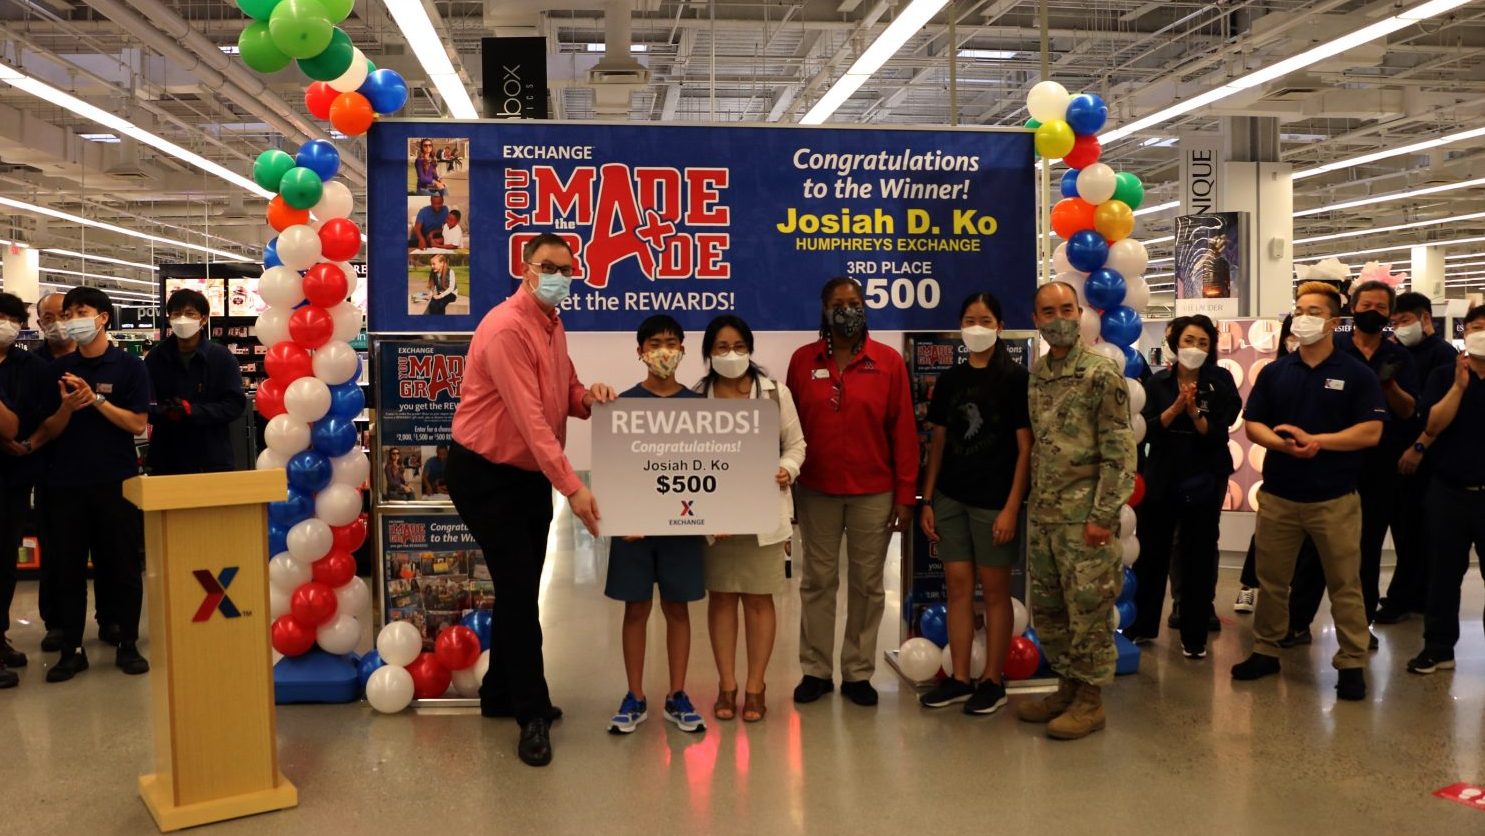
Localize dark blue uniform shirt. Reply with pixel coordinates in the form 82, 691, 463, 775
0, 347, 54, 487
1408, 333, 1461, 389
1421, 364, 1485, 490
1335, 331, 1419, 453
144, 336, 246, 475
41, 345, 153, 487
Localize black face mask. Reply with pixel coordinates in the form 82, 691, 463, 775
1354, 309, 1388, 334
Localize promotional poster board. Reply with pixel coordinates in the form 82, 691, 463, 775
374, 339, 468, 503
377, 510, 489, 651
1174, 212, 1245, 319
368, 120, 1036, 333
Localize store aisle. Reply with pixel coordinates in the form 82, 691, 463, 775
3, 504, 1483, 835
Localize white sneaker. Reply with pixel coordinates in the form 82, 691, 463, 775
1234, 587, 1256, 614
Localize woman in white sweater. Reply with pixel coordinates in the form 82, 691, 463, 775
694, 315, 806, 723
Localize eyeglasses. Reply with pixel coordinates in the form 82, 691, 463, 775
527, 261, 575, 277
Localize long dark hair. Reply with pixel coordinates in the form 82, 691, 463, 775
701, 314, 768, 390
817, 276, 866, 340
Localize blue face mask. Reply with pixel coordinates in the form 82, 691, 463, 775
533, 271, 571, 307
64, 316, 101, 345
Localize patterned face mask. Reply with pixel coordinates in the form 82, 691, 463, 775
829, 306, 866, 339
643, 347, 683, 379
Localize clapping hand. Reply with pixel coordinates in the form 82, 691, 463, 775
1274, 424, 1320, 459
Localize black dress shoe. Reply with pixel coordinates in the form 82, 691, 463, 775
1278, 628, 1311, 648
46, 648, 89, 683
40, 630, 64, 653
1336, 668, 1366, 701
840, 679, 878, 706
792, 675, 833, 704
116, 642, 150, 675
0, 666, 16, 689
1, 638, 26, 668
1369, 631, 1380, 651
98, 623, 123, 648
517, 719, 552, 767
1230, 653, 1281, 681
1373, 604, 1410, 625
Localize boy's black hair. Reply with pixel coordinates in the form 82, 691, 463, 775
1464, 304, 1485, 326
0, 292, 30, 327
1394, 291, 1432, 318
62, 286, 115, 330
448, 209, 462, 221
166, 288, 211, 318
637, 314, 684, 346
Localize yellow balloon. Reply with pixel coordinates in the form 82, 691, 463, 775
1094, 199, 1135, 242
1034, 120, 1076, 160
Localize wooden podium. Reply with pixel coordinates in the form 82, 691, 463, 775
124, 470, 297, 832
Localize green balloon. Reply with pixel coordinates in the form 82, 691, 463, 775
365, 58, 377, 73
1113, 172, 1145, 211
319, 0, 353, 23
1024, 118, 1041, 130
237, 0, 282, 21
238, 22, 292, 74
296, 27, 354, 81
279, 166, 325, 211
268, 0, 334, 60
253, 149, 296, 193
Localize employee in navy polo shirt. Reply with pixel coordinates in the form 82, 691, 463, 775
30, 287, 153, 683
0, 292, 34, 686
1232, 281, 1387, 702
1405, 305, 1485, 675
144, 288, 247, 475
787, 277, 918, 708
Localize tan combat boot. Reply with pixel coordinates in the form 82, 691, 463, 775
1014, 677, 1078, 723
1046, 682, 1105, 740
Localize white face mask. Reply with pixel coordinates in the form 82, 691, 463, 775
43, 321, 70, 345
170, 317, 202, 340
0, 320, 18, 348
710, 351, 750, 380
1177, 347, 1208, 370
961, 325, 998, 353
1289, 315, 1329, 346
63, 316, 101, 345
1393, 321, 1423, 347
1466, 331, 1485, 358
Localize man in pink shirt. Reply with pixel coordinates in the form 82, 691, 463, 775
447, 233, 615, 767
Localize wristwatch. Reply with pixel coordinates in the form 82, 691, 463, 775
93, 392, 106, 407
1413, 441, 1427, 454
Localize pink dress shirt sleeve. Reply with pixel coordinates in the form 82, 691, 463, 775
483, 328, 584, 497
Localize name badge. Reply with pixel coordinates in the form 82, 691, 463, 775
1324, 378, 1345, 391
98, 383, 114, 394
812, 369, 830, 380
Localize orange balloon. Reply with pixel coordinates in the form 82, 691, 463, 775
1050, 197, 1096, 240
329, 91, 374, 136
266, 195, 310, 232
1094, 199, 1135, 242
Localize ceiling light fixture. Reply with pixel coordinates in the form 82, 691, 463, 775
802, 0, 950, 124
1134, 200, 1180, 217
958, 49, 1018, 59
0, 195, 254, 262
42, 248, 158, 271
1294, 210, 1485, 245
1292, 126, 1485, 181
379, 0, 479, 119
40, 266, 156, 287
1293, 176, 1485, 218
1297, 234, 1485, 262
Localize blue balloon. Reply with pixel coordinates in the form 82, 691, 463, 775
286, 450, 333, 494
311, 416, 358, 458
1121, 568, 1138, 603
1122, 345, 1146, 379
356, 650, 386, 693
1065, 93, 1109, 135
1100, 305, 1143, 346
268, 521, 289, 556
918, 604, 949, 647
1023, 626, 1041, 648
460, 610, 493, 651
295, 139, 340, 182
268, 488, 315, 528
263, 237, 281, 269
359, 68, 409, 115
1116, 600, 1137, 631
1085, 267, 1127, 309
1059, 169, 1080, 199
327, 381, 365, 420
1066, 230, 1109, 273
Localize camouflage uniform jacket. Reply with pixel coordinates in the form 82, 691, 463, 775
1028, 340, 1137, 528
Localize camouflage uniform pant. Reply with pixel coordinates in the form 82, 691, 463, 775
1028, 523, 1123, 686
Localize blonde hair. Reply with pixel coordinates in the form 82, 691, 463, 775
1295, 281, 1341, 316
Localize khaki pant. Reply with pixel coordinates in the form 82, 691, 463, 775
1252, 490, 1370, 669
795, 486, 894, 681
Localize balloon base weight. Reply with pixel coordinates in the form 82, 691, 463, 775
1114, 633, 1141, 676
883, 649, 1059, 693
274, 649, 358, 704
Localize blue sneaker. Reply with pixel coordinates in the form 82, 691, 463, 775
664, 691, 706, 733
608, 692, 648, 735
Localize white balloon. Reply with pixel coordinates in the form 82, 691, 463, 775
1118, 504, 1137, 539
269, 586, 291, 619
284, 376, 331, 423
256, 448, 289, 471
1122, 538, 1140, 567
276, 224, 322, 271
286, 517, 333, 563
313, 181, 354, 221
1106, 238, 1149, 279
334, 575, 370, 618
264, 414, 311, 455
333, 261, 359, 296
376, 621, 423, 668
451, 665, 481, 697
316, 612, 361, 655
313, 340, 359, 385
272, 650, 284, 667
1127, 378, 1147, 414
331, 451, 370, 488
473, 649, 490, 685
329, 48, 369, 93
1075, 163, 1118, 205
940, 640, 988, 680
329, 301, 363, 344
1133, 413, 1147, 444
1026, 80, 1071, 123
1056, 270, 1088, 306
1052, 242, 1072, 275
254, 306, 292, 347
1123, 275, 1151, 312
366, 665, 415, 714
1012, 598, 1030, 636
1079, 307, 1102, 344
1090, 340, 1124, 365
269, 553, 311, 593
315, 483, 363, 527
898, 637, 943, 682
258, 266, 305, 308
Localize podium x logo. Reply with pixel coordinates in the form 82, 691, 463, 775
192, 568, 242, 622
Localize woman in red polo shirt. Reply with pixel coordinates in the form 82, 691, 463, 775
786, 277, 919, 707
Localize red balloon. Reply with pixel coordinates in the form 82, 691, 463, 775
331, 514, 368, 551
264, 342, 313, 382
434, 625, 481, 671
1050, 197, 1097, 240
406, 652, 452, 700
1004, 636, 1041, 680
256, 376, 287, 419
271, 615, 315, 657
318, 218, 361, 262
311, 549, 356, 589
1064, 134, 1102, 169
289, 581, 338, 627
1129, 473, 1146, 509
305, 82, 337, 121
302, 262, 350, 308
288, 305, 334, 349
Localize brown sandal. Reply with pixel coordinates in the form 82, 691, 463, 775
714, 688, 737, 721
742, 688, 767, 722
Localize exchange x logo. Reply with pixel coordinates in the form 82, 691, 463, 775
679, 501, 695, 517
192, 567, 242, 622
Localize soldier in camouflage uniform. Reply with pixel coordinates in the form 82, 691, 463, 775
1016, 281, 1136, 740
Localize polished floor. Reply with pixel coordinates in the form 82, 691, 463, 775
4, 509, 1484, 835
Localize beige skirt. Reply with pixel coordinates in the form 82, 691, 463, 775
703, 536, 787, 595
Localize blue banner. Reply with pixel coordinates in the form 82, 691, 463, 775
369, 121, 1036, 333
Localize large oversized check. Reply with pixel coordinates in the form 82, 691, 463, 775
591, 399, 781, 536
